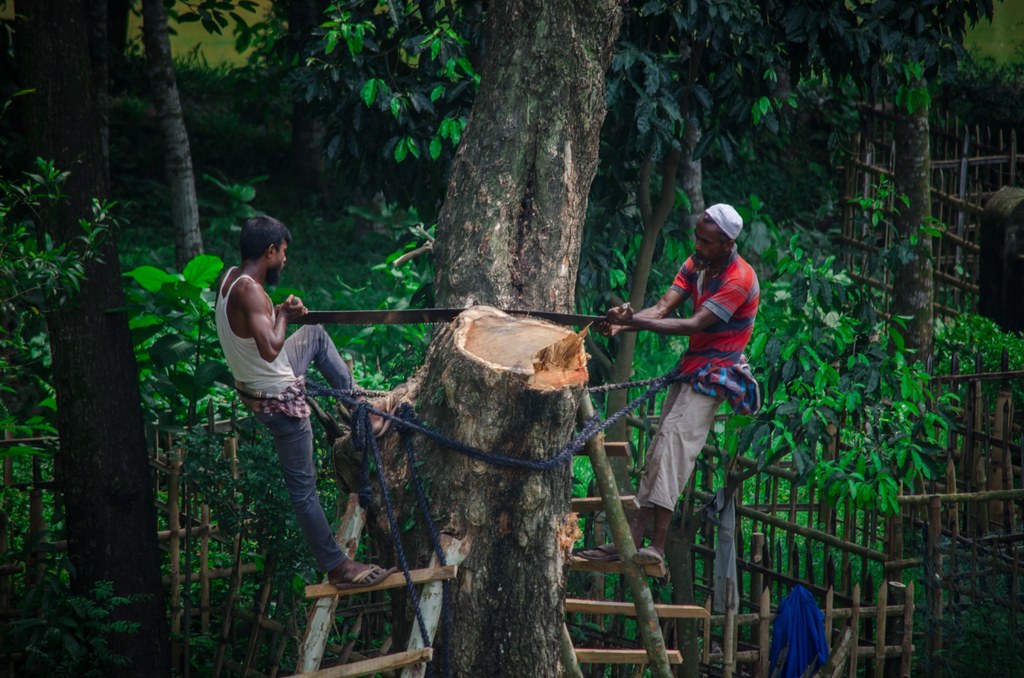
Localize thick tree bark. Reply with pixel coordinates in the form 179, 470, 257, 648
141, 0, 203, 269
891, 97, 934, 361
17, 2, 170, 675
433, 1, 622, 312
415, 307, 587, 676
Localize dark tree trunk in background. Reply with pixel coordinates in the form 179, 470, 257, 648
891, 97, 934, 361
142, 0, 203, 269
433, 1, 623, 313
287, 0, 328, 192
18, 2, 170, 676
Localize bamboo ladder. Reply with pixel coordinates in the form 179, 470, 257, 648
562, 397, 709, 677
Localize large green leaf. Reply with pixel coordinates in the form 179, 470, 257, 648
183, 255, 224, 289
126, 265, 178, 292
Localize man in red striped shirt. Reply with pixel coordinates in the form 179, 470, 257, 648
580, 204, 759, 566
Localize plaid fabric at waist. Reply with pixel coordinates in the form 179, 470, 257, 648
235, 376, 310, 419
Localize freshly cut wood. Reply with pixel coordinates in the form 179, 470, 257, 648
304, 566, 458, 600
575, 649, 683, 665
564, 598, 708, 618
295, 648, 433, 677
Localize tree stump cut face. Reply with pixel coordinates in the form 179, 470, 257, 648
455, 306, 589, 391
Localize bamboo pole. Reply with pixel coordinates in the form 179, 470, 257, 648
241, 553, 277, 675
212, 532, 245, 678
751, 533, 764, 607
578, 396, 673, 678
756, 585, 770, 678
885, 582, 907, 678
824, 587, 835, 649
900, 581, 915, 678
559, 623, 585, 678
168, 450, 182, 675
874, 580, 888, 677
846, 583, 861, 678
723, 580, 736, 678
927, 496, 943, 662
702, 596, 712, 665
200, 504, 211, 634
401, 535, 472, 678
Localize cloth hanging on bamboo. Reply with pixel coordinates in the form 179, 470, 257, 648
769, 585, 829, 678
702, 488, 738, 612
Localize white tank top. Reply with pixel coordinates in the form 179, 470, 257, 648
215, 267, 296, 393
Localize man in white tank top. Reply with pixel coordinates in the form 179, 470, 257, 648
215, 216, 395, 589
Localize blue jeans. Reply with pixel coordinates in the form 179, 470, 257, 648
255, 325, 353, 572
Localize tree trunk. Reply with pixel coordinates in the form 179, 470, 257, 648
141, 0, 203, 269
433, 0, 622, 312
415, 306, 588, 676
17, 2, 170, 675
891, 96, 934, 361
286, 0, 327, 193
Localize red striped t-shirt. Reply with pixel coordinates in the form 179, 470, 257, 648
670, 250, 759, 375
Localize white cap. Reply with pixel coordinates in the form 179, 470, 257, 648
705, 203, 742, 240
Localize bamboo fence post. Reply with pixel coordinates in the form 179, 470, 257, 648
846, 583, 861, 678
874, 579, 888, 677
241, 552, 277, 674
201, 503, 211, 634
168, 448, 182, 675
578, 396, 673, 678
751, 533, 764, 607
841, 500, 853, 595
28, 462, 44, 587
0, 511, 8, 612
723, 580, 736, 678
702, 596, 712, 665
755, 585, 770, 678
824, 587, 835, 649
212, 531, 244, 678
900, 581, 915, 678
885, 582, 907, 678
926, 496, 942, 663
1012, 543, 1020, 635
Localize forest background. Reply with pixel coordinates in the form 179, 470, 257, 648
3, 0, 1024, 676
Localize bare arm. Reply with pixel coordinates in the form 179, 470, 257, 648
229, 280, 307, 362
604, 289, 719, 337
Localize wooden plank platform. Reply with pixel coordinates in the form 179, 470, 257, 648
569, 556, 666, 578
304, 566, 458, 599
296, 648, 432, 677
570, 495, 636, 512
565, 598, 708, 619
575, 648, 682, 665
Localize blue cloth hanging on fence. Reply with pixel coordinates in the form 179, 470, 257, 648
769, 585, 829, 678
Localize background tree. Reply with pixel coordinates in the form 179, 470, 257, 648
16, 2, 170, 675
142, 0, 204, 269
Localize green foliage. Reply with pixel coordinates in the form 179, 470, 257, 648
2, 576, 142, 677
935, 312, 1024, 402
124, 254, 232, 425
941, 56, 1024, 131
294, 0, 480, 215
169, 0, 265, 55
735, 239, 956, 514
0, 157, 114, 450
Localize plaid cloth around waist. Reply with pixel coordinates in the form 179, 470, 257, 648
235, 376, 310, 419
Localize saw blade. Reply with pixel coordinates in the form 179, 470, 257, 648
296, 308, 604, 327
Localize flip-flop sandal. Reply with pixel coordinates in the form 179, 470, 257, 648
632, 546, 665, 566
574, 543, 620, 562
329, 565, 397, 591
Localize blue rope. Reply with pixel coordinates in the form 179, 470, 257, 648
351, 401, 433, 658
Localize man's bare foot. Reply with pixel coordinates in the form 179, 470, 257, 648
327, 559, 397, 590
